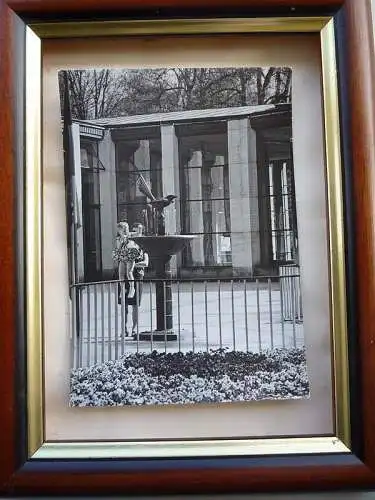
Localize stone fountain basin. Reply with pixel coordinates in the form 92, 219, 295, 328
132, 235, 195, 258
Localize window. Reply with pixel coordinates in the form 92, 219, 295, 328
256, 124, 298, 268
116, 135, 162, 228
268, 159, 298, 262
178, 125, 231, 267
80, 140, 103, 281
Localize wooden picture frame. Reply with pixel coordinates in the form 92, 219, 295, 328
1, 0, 375, 494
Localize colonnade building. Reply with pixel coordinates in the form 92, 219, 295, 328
72, 103, 297, 282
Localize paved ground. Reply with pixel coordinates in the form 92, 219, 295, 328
72, 281, 304, 368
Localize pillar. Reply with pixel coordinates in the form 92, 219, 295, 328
98, 129, 117, 278
72, 123, 84, 282
228, 118, 260, 275
161, 125, 179, 274
248, 126, 261, 267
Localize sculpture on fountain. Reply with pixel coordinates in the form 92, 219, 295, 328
137, 175, 177, 236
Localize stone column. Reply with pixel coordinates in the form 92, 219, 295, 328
248, 126, 261, 267
72, 123, 84, 282
161, 125, 179, 274
227, 118, 260, 275
161, 125, 178, 234
98, 129, 117, 278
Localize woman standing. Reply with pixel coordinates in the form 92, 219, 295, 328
113, 222, 149, 336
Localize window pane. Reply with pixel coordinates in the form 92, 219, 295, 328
116, 171, 151, 203
181, 200, 230, 234
81, 141, 99, 170
116, 136, 162, 226
182, 166, 226, 200
82, 168, 100, 205
178, 129, 231, 269
182, 233, 232, 267
117, 203, 147, 228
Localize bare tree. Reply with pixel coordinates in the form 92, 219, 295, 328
59, 69, 125, 120
62, 66, 292, 120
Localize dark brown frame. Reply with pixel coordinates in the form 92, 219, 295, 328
1, 0, 375, 494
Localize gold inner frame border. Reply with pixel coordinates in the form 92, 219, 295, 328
25, 16, 349, 460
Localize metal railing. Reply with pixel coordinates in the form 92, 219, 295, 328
70, 275, 304, 368
279, 265, 303, 322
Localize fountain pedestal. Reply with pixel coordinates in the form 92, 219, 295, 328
132, 235, 194, 341
144, 255, 174, 341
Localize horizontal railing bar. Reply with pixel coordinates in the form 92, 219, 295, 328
71, 275, 300, 288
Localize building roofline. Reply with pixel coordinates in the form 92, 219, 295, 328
74, 104, 281, 129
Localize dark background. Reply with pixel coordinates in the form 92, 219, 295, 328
1, 494, 374, 499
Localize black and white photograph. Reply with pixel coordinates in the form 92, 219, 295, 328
59, 66, 309, 407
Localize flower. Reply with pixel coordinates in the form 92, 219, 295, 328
70, 348, 310, 407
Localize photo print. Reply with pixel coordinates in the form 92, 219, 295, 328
58, 66, 309, 407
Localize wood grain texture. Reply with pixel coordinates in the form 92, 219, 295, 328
0, 0, 16, 494
8, 464, 375, 495
1, 0, 375, 494
346, 0, 375, 472
6, 0, 343, 15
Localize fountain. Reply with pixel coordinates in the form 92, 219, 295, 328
131, 186, 195, 341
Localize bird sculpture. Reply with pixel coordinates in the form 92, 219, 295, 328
149, 194, 177, 210
136, 174, 177, 235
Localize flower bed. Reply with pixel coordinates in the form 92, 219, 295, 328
70, 348, 309, 407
